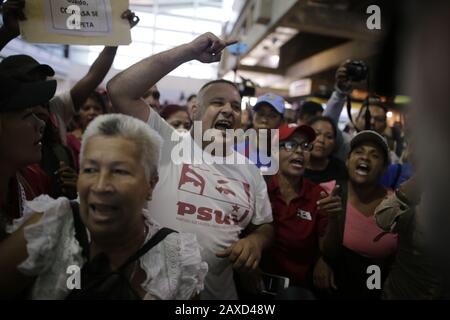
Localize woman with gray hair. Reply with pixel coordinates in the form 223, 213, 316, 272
0, 113, 207, 300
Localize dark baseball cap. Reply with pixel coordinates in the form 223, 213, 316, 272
350, 130, 390, 164
0, 74, 57, 112
0, 55, 55, 78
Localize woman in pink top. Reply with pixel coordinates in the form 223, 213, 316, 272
321, 130, 398, 300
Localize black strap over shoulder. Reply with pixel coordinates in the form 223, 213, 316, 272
69, 200, 177, 263
67, 201, 178, 300
119, 227, 177, 271
70, 201, 90, 258
336, 178, 348, 248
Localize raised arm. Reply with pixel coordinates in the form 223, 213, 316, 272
69, 10, 140, 111
69, 46, 118, 110
108, 32, 235, 121
323, 62, 352, 123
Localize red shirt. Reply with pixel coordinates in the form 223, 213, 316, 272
261, 176, 328, 286
1, 165, 51, 224
19, 164, 52, 200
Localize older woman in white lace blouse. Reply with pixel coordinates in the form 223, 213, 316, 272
0, 114, 207, 299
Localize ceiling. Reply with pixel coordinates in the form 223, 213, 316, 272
221, 0, 391, 94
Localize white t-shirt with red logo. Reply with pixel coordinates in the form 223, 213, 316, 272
145, 107, 273, 300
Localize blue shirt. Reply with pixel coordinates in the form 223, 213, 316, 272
380, 163, 414, 189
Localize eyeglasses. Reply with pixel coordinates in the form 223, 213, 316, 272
280, 140, 313, 152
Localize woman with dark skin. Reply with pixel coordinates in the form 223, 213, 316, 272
160, 104, 192, 132
67, 91, 107, 167
304, 116, 347, 185
321, 131, 398, 299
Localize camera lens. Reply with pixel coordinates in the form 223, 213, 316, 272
346, 61, 368, 82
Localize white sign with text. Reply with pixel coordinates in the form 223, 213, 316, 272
44, 0, 113, 36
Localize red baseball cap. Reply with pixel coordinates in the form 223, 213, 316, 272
278, 123, 316, 142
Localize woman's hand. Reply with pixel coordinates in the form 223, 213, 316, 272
317, 185, 343, 219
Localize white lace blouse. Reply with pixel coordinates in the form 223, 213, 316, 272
9, 195, 208, 300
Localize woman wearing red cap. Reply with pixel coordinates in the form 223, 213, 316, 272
259, 123, 342, 298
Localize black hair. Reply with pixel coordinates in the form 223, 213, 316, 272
307, 115, 338, 139
160, 104, 191, 121
85, 91, 107, 114
298, 101, 324, 121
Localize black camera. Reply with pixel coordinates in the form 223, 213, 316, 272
345, 60, 368, 82
238, 76, 256, 97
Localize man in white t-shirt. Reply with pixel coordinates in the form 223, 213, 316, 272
108, 33, 274, 300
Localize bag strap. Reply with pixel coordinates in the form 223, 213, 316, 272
70, 200, 177, 271
70, 201, 90, 259
118, 227, 177, 271
336, 178, 348, 246
346, 96, 373, 133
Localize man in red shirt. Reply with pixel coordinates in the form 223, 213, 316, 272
261, 123, 342, 293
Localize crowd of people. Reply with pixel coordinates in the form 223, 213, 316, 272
0, 1, 447, 300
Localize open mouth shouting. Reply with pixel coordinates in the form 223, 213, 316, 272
289, 156, 305, 170
213, 119, 233, 133
355, 162, 371, 176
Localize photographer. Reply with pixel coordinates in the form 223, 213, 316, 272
321, 60, 366, 161
323, 61, 403, 165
